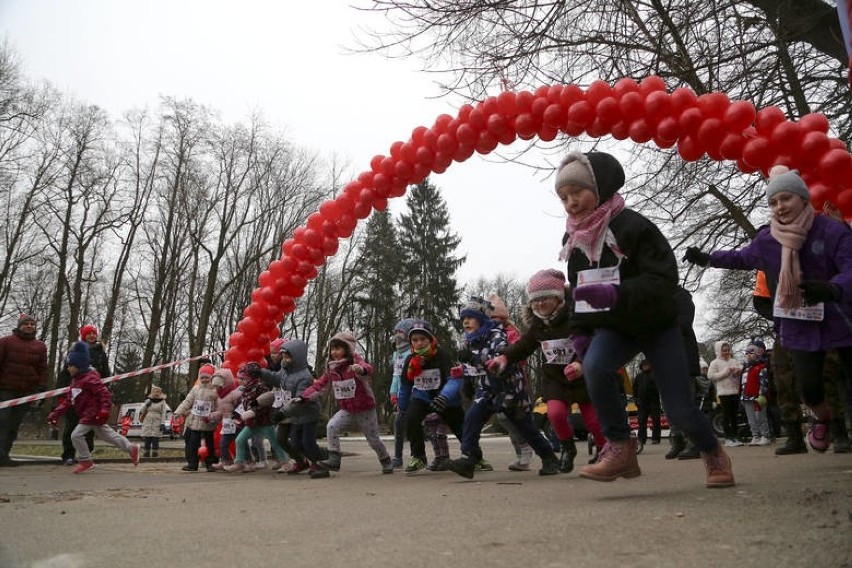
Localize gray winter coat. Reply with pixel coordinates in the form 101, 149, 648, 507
261, 339, 320, 425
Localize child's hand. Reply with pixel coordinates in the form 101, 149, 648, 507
351, 364, 365, 375
563, 362, 583, 382
756, 395, 767, 408
450, 365, 464, 378
47, 416, 59, 428
486, 355, 507, 374
96, 409, 110, 423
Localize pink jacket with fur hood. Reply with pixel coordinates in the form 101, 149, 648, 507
302, 332, 376, 413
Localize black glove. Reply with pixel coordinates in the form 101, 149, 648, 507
430, 394, 449, 413
683, 246, 710, 267
249, 399, 259, 409
271, 410, 285, 423
800, 280, 842, 304
457, 348, 475, 364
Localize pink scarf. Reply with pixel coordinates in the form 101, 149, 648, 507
770, 204, 814, 309
560, 193, 626, 263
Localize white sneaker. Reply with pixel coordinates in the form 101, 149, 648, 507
756, 436, 771, 446
723, 439, 737, 447
748, 437, 760, 446
731, 439, 744, 447
255, 461, 267, 469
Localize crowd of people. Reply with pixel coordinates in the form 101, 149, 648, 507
1, 151, 851, 492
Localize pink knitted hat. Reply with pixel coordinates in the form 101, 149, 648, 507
527, 269, 566, 301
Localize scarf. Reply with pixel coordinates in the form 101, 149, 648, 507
770, 203, 814, 310
560, 193, 626, 263
463, 318, 494, 344
406, 340, 437, 382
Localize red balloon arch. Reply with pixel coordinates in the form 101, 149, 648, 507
223, 76, 852, 371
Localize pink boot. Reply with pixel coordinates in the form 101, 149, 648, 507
578, 438, 641, 482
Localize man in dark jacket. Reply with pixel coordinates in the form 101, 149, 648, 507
55, 325, 110, 464
632, 359, 661, 453
0, 314, 48, 466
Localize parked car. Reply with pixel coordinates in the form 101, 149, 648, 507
116, 402, 173, 438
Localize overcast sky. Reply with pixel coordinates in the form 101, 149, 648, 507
0, 0, 572, 287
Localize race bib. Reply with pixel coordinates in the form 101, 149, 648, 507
234, 403, 245, 415
273, 388, 292, 409
773, 295, 824, 321
462, 364, 485, 378
333, 378, 357, 400
575, 266, 621, 313
393, 357, 405, 376
191, 400, 212, 417
540, 338, 574, 365
413, 368, 441, 391
221, 418, 236, 435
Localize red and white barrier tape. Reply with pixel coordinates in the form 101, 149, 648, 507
0, 351, 224, 410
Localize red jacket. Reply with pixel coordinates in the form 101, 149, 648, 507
302, 355, 376, 413
0, 330, 48, 393
49, 369, 112, 425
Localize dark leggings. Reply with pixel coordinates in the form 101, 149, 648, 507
184, 428, 215, 468
719, 395, 740, 439
289, 421, 323, 462
405, 398, 464, 460
393, 410, 407, 460
276, 423, 303, 463
790, 348, 852, 411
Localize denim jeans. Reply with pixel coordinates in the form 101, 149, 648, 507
460, 402, 553, 461
582, 326, 719, 453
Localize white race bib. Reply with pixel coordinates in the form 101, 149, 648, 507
333, 378, 357, 400
413, 368, 441, 391
575, 267, 621, 313
540, 338, 574, 365
221, 418, 236, 435
773, 295, 824, 321
191, 400, 212, 417
393, 357, 405, 376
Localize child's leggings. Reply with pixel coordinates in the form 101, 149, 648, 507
72, 424, 133, 461
424, 412, 450, 458
546, 399, 605, 449
326, 409, 389, 460
235, 425, 287, 463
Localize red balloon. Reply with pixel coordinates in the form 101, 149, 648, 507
530, 96, 549, 118
453, 144, 476, 162
322, 236, 339, 256
818, 149, 852, 186
395, 160, 414, 180
770, 121, 803, 152
379, 157, 396, 177
389, 141, 404, 159
538, 124, 558, 142
742, 138, 773, 170
798, 131, 831, 162
400, 142, 417, 163
433, 114, 453, 133
697, 92, 730, 118
643, 91, 671, 123
486, 113, 508, 135
353, 200, 372, 220
497, 126, 516, 145
542, 104, 565, 128
619, 91, 645, 121
755, 106, 786, 135
655, 117, 680, 143
736, 157, 759, 174
719, 133, 746, 160
566, 101, 594, 127
411, 126, 429, 145
628, 119, 653, 143
612, 77, 639, 98
558, 85, 584, 109
696, 118, 726, 151
291, 243, 310, 260
798, 113, 830, 134
258, 270, 274, 287
228, 332, 247, 348
652, 135, 676, 150
515, 113, 538, 138
546, 85, 564, 103
237, 316, 261, 338
639, 75, 668, 94
481, 96, 500, 116
677, 136, 705, 162
723, 101, 756, 132
369, 155, 384, 173
585, 80, 613, 106
497, 91, 517, 115
677, 108, 703, 136
475, 130, 498, 154
411, 162, 430, 184
373, 173, 391, 197
586, 118, 609, 138
335, 213, 356, 238
468, 108, 486, 130
610, 121, 630, 141
808, 183, 831, 211
670, 87, 698, 114
596, 98, 622, 127
436, 133, 457, 154
456, 124, 478, 146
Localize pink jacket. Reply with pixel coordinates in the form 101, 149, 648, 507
209, 369, 242, 423
302, 354, 376, 413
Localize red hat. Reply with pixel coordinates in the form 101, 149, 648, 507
79, 325, 98, 340
198, 364, 216, 377
527, 269, 566, 301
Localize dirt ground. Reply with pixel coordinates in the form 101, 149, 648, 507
0, 436, 850, 568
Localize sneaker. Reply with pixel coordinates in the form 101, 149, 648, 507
243, 462, 257, 473
807, 422, 830, 453
181, 466, 199, 472
391, 457, 403, 469
284, 461, 310, 474
224, 462, 246, 473
205, 465, 216, 472
677, 445, 701, 460
508, 460, 531, 472
404, 456, 426, 474
538, 455, 559, 476
426, 456, 450, 471
255, 460, 268, 469
447, 455, 477, 479
475, 459, 493, 472
755, 436, 771, 446
129, 444, 140, 466
381, 457, 395, 474
748, 437, 760, 446
579, 438, 641, 482
73, 460, 94, 474
63, 458, 76, 466
309, 464, 330, 479
210, 462, 229, 471
702, 444, 735, 488
636, 442, 645, 455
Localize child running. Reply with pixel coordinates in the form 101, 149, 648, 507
47, 341, 139, 473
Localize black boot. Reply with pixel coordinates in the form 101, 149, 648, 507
677, 441, 700, 460
447, 455, 476, 479
665, 433, 685, 460
539, 454, 559, 476
775, 421, 808, 455
832, 419, 851, 453
558, 439, 577, 473
318, 451, 341, 471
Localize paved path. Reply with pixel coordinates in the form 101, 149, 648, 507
1, 436, 850, 568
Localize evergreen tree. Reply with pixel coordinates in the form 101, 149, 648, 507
397, 179, 465, 347
353, 209, 403, 408
111, 346, 143, 404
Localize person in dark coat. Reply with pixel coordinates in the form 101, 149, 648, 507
632, 359, 661, 452
0, 314, 48, 467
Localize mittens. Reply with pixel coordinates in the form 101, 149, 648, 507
563, 362, 583, 382
756, 395, 767, 408
573, 283, 618, 310
799, 280, 842, 304
486, 355, 508, 374
570, 335, 592, 360
430, 394, 449, 413
390, 395, 398, 407
683, 246, 710, 266
450, 365, 464, 378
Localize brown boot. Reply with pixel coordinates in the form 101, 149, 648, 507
578, 438, 641, 482
701, 443, 735, 488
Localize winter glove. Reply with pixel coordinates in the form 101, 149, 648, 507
390, 394, 398, 407
570, 335, 592, 360
457, 348, 475, 364
573, 283, 618, 310
486, 355, 508, 374
96, 409, 111, 424
351, 363, 365, 375
756, 395, 767, 408
799, 280, 842, 304
563, 361, 583, 382
450, 365, 464, 378
271, 410, 285, 423
430, 394, 449, 413
683, 246, 710, 266
290, 396, 304, 404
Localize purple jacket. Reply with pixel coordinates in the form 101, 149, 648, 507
709, 216, 852, 351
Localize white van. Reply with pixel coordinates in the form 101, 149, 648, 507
116, 402, 174, 438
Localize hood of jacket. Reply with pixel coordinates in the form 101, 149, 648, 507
281, 339, 309, 373
713, 340, 730, 359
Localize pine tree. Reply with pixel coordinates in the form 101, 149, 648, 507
398, 179, 465, 347
111, 346, 144, 404
353, 209, 404, 408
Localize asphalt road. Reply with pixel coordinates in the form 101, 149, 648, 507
1, 436, 850, 568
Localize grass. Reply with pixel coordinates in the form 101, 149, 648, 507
12, 444, 185, 459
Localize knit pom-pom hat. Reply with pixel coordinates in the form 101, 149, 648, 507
527, 269, 567, 301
